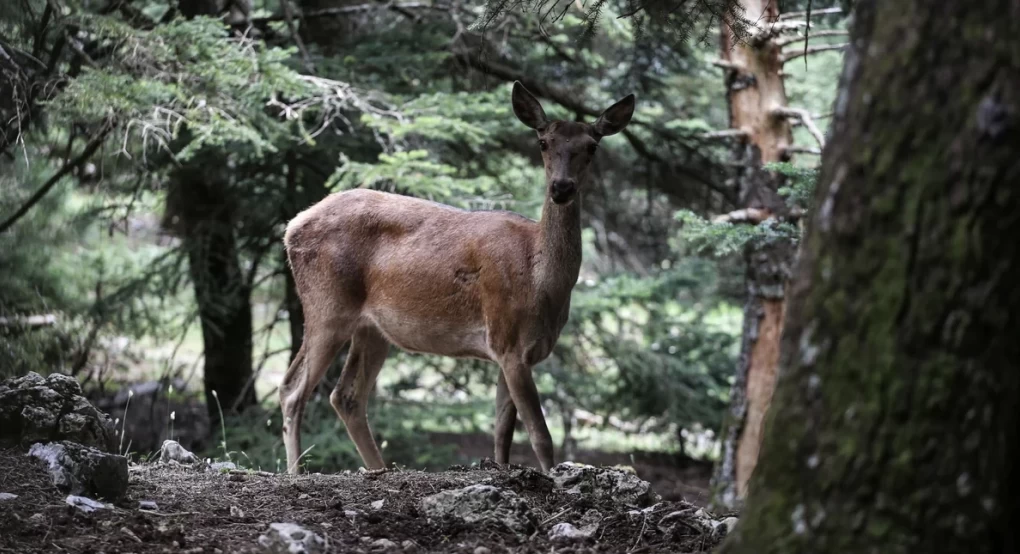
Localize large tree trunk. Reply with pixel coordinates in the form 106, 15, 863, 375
710, 0, 797, 509
170, 0, 257, 422
721, 0, 1020, 551
169, 161, 257, 423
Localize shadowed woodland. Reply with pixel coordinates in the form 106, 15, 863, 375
1, 0, 1018, 552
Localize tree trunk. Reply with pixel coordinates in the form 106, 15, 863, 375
710, 0, 797, 509
169, 0, 257, 424
170, 163, 257, 423
721, 0, 1020, 551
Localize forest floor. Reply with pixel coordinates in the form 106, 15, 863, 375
0, 447, 728, 554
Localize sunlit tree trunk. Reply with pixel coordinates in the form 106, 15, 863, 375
710, 0, 797, 510
721, 0, 1020, 551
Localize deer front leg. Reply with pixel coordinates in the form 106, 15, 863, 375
494, 370, 518, 465
499, 361, 554, 471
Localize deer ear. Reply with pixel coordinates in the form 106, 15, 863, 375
512, 81, 549, 131
592, 94, 635, 138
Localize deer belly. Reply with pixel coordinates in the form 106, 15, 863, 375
365, 308, 492, 360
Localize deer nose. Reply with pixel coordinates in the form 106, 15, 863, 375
550, 178, 577, 204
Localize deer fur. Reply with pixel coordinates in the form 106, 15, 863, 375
280, 82, 635, 473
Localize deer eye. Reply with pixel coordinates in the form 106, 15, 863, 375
539, 139, 548, 151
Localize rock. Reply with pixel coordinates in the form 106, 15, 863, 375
716, 516, 739, 536
400, 540, 417, 552
210, 461, 236, 472
66, 495, 109, 513
139, 500, 159, 511
0, 492, 17, 501
420, 484, 534, 533
549, 462, 660, 507
28, 513, 45, 524
0, 372, 117, 451
548, 522, 598, 542
473, 547, 491, 554
29, 441, 128, 500
257, 522, 327, 553
231, 506, 245, 518
159, 440, 199, 464
370, 499, 384, 510
370, 538, 398, 551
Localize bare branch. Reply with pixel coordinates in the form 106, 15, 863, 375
712, 208, 771, 225
779, 7, 843, 20
773, 106, 826, 149
0, 314, 57, 327
709, 58, 746, 72
250, 2, 442, 23
701, 128, 750, 140
776, 30, 849, 47
781, 43, 848, 64
782, 145, 822, 156
0, 126, 111, 234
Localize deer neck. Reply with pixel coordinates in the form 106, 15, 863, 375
536, 192, 583, 298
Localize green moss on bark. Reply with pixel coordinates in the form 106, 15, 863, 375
719, 0, 1020, 552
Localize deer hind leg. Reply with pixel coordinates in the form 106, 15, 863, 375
330, 325, 390, 470
494, 369, 518, 465
280, 322, 350, 474
500, 361, 554, 471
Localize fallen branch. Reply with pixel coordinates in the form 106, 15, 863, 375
772, 106, 826, 149
781, 43, 848, 64
0, 127, 111, 234
250, 2, 440, 23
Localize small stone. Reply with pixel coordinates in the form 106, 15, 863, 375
29, 513, 45, 525
258, 522, 327, 553
401, 540, 418, 552
159, 440, 199, 464
139, 500, 158, 511
548, 521, 598, 542
0, 492, 17, 501
420, 484, 534, 533
473, 548, 491, 554
298, 493, 310, 500
370, 499, 384, 510
343, 510, 360, 519
210, 461, 237, 472
370, 538, 398, 550
230, 505, 245, 518
66, 495, 109, 513
548, 462, 660, 507
719, 516, 739, 534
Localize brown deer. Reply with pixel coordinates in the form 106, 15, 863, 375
280, 82, 635, 473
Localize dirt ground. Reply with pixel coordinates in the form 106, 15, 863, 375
0, 447, 728, 554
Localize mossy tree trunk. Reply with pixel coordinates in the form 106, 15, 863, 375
721, 0, 1020, 551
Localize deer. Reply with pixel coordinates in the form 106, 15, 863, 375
279, 81, 635, 474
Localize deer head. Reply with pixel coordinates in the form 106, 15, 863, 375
511, 81, 635, 204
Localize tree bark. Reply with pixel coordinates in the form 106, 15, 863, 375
710, 0, 797, 510
721, 0, 1020, 551
170, 0, 257, 423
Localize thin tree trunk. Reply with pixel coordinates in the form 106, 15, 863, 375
710, 0, 797, 510
722, 0, 1020, 551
